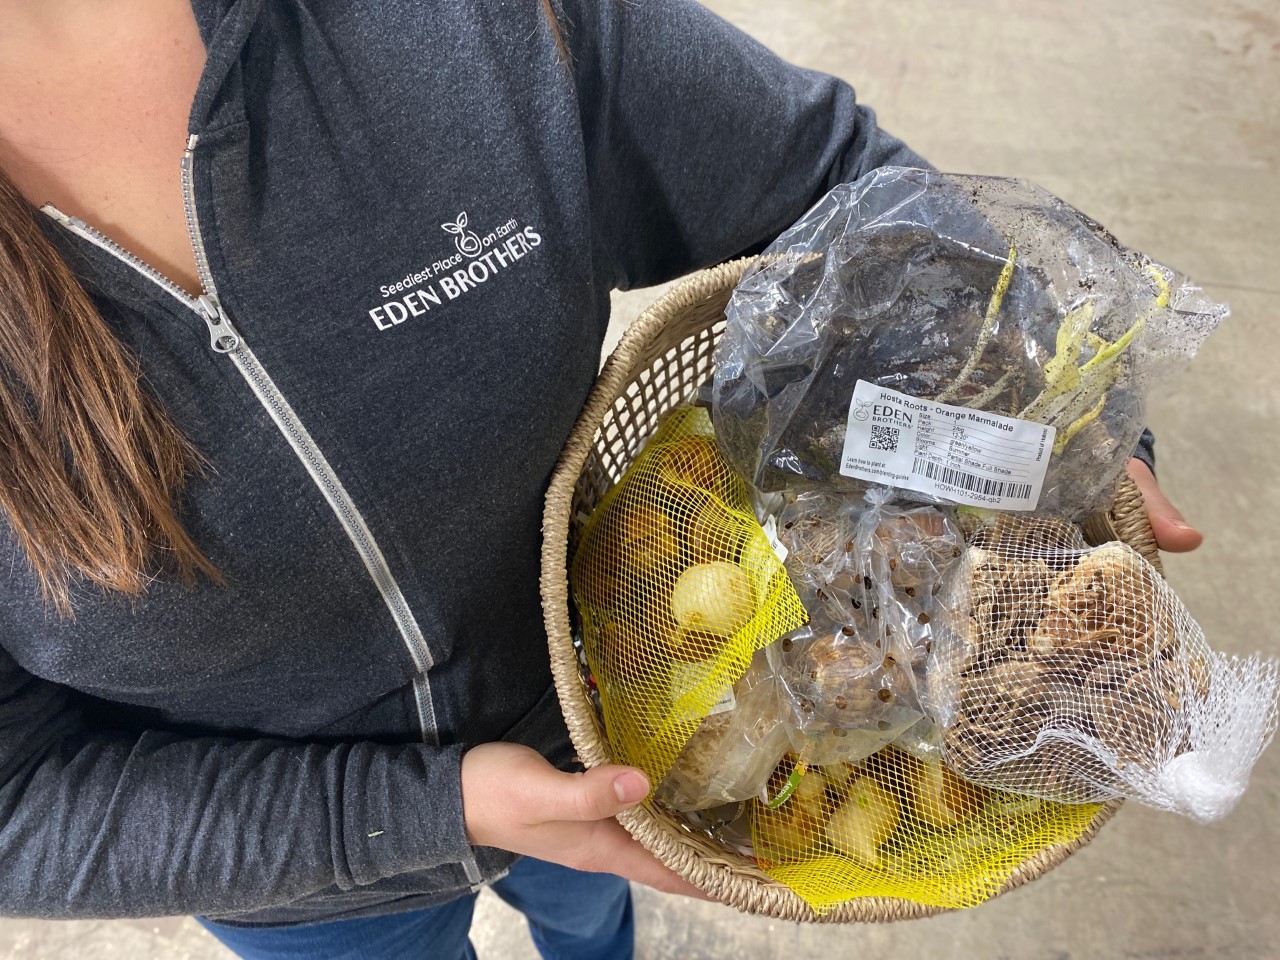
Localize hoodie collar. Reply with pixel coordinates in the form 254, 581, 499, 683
186, 0, 264, 137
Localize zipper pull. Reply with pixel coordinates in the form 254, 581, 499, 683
196, 294, 242, 354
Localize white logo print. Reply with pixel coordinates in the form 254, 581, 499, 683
440, 211, 483, 258
368, 211, 544, 332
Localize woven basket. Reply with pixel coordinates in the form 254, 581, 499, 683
540, 257, 1160, 921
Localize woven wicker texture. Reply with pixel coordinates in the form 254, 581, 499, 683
541, 258, 1160, 921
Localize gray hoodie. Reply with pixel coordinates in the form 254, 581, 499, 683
3, 0, 936, 928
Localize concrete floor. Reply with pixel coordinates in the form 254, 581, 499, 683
3, 0, 1277, 957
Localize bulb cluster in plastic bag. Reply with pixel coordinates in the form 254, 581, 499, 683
768, 491, 962, 765
657, 647, 792, 811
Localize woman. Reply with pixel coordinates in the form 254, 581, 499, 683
0, 1, 1200, 958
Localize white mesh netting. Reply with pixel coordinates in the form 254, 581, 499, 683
931, 515, 1280, 821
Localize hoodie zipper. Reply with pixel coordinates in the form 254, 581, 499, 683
40, 135, 443, 750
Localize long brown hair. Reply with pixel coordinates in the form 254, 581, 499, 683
0, 1, 565, 612
540, 0, 570, 63
0, 172, 218, 613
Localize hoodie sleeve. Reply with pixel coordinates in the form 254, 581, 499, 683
1133, 427, 1157, 475
0, 645, 473, 919
561, 0, 930, 290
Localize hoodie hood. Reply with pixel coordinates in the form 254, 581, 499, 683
187, 0, 263, 135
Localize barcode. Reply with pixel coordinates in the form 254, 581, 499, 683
912, 457, 1033, 501
869, 425, 900, 452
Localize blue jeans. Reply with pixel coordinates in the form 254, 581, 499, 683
198, 859, 634, 960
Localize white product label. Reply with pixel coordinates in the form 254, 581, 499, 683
839, 380, 1055, 511
671, 662, 737, 719
705, 685, 738, 717
761, 515, 790, 565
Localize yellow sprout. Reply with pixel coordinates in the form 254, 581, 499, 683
936, 244, 1017, 403
941, 253, 1172, 456
1018, 263, 1171, 447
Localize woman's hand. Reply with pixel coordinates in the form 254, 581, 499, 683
461, 742, 713, 899
1128, 458, 1203, 553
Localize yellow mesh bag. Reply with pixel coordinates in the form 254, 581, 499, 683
750, 750, 1101, 911
570, 406, 808, 787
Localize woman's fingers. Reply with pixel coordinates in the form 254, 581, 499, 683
519, 761, 714, 897
495, 743, 649, 825
1127, 459, 1203, 553
460, 743, 715, 902
533, 763, 650, 824
464, 743, 648, 835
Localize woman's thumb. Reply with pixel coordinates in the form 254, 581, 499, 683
1127, 459, 1204, 553
539, 765, 650, 823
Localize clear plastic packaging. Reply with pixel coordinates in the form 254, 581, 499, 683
930, 515, 1280, 821
657, 648, 792, 811
657, 487, 968, 807
712, 167, 1228, 519
769, 489, 963, 765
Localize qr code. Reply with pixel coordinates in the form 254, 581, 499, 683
869, 425, 900, 452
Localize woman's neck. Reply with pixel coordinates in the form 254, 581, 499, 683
0, 0, 208, 294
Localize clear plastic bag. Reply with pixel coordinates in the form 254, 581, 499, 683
712, 167, 1228, 519
769, 489, 963, 765
657, 648, 793, 811
930, 515, 1280, 821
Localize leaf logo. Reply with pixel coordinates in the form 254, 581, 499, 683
441, 211, 483, 258
852, 398, 874, 421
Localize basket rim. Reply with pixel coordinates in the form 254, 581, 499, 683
540, 258, 1156, 922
